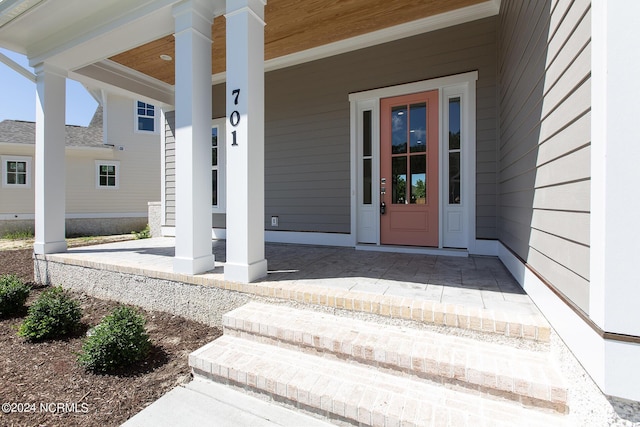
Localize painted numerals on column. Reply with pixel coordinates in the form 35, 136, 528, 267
230, 89, 240, 146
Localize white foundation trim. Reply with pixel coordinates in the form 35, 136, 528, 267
161, 226, 353, 247
498, 241, 640, 401
265, 231, 352, 247
356, 244, 467, 257
0, 212, 147, 220
470, 239, 498, 256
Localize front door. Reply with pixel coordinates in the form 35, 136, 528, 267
380, 90, 439, 246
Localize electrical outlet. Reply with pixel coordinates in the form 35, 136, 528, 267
271, 216, 279, 227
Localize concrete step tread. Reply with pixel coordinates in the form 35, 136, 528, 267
222, 302, 567, 408
190, 336, 568, 427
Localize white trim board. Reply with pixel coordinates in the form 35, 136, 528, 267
160, 226, 353, 247
0, 212, 147, 220
356, 244, 468, 258
498, 241, 640, 401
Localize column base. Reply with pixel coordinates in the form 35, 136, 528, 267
34, 240, 67, 255
224, 259, 268, 283
174, 254, 215, 275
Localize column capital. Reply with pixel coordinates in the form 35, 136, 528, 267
33, 62, 67, 79
173, 0, 217, 39
226, 0, 266, 22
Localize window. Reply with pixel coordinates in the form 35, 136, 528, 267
96, 161, 120, 189
212, 127, 219, 206
362, 110, 373, 205
136, 101, 156, 133
448, 97, 461, 204
211, 119, 226, 212
2, 156, 31, 188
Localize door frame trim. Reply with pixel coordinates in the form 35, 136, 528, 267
349, 71, 478, 250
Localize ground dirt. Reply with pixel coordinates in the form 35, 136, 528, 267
0, 239, 222, 427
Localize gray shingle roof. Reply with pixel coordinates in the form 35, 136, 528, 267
0, 106, 104, 148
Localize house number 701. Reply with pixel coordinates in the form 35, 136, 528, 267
230, 88, 240, 146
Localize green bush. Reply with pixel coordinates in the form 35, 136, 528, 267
0, 274, 31, 317
18, 286, 82, 341
132, 224, 151, 240
78, 306, 151, 373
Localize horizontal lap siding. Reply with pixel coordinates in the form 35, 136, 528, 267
499, 0, 591, 312
164, 18, 499, 237
164, 111, 175, 226
266, 17, 498, 235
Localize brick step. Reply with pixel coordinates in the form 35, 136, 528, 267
222, 302, 568, 412
190, 335, 568, 427
222, 282, 551, 341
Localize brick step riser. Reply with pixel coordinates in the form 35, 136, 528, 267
222, 284, 550, 342
191, 368, 357, 427
222, 326, 567, 414
190, 339, 568, 427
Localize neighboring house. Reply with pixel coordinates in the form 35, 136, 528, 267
0, 0, 638, 402
0, 95, 161, 236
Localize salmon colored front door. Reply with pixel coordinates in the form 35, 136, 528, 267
380, 90, 439, 246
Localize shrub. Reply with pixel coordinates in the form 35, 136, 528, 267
18, 286, 82, 341
78, 305, 151, 373
0, 274, 31, 317
132, 224, 151, 240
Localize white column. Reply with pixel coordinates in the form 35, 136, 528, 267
589, 0, 640, 401
224, 0, 268, 283
33, 64, 67, 254
172, 0, 215, 274
590, 0, 640, 337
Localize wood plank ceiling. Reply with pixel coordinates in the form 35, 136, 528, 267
109, 0, 483, 85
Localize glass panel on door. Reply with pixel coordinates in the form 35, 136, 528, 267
409, 103, 426, 153
391, 106, 407, 154
410, 155, 426, 204
392, 156, 407, 204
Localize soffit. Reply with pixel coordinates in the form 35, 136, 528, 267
110, 0, 487, 85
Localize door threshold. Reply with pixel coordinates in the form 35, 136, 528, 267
355, 244, 468, 257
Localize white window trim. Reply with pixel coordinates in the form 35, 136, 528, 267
212, 118, 226, 213
95, 160, 120, 189
2, 155, 32, 188
134, 100, 158, 134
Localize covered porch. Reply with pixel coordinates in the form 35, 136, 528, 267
34, 237, 548, 339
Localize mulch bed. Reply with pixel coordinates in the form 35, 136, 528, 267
0, 248, 222, 426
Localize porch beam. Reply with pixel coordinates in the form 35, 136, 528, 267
224, 0, 268, 283
172, 0, 216, 275
33, 63, 67, 255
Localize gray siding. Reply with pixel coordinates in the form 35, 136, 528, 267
265, 16, 498, 236
498, 0, 591, 312
164, 111, 175, 227
164, 16, 499, 238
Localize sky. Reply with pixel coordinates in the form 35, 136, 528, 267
0, 48, 98, 126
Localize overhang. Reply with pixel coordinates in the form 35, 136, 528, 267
0, 0, 499, 103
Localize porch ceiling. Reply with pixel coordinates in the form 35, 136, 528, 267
109, 0, 486, 86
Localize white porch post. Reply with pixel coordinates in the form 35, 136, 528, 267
590, 0, 640, 400
33, 64, 67, 254
172, 0, 215, 274
224, 0, 268, 283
